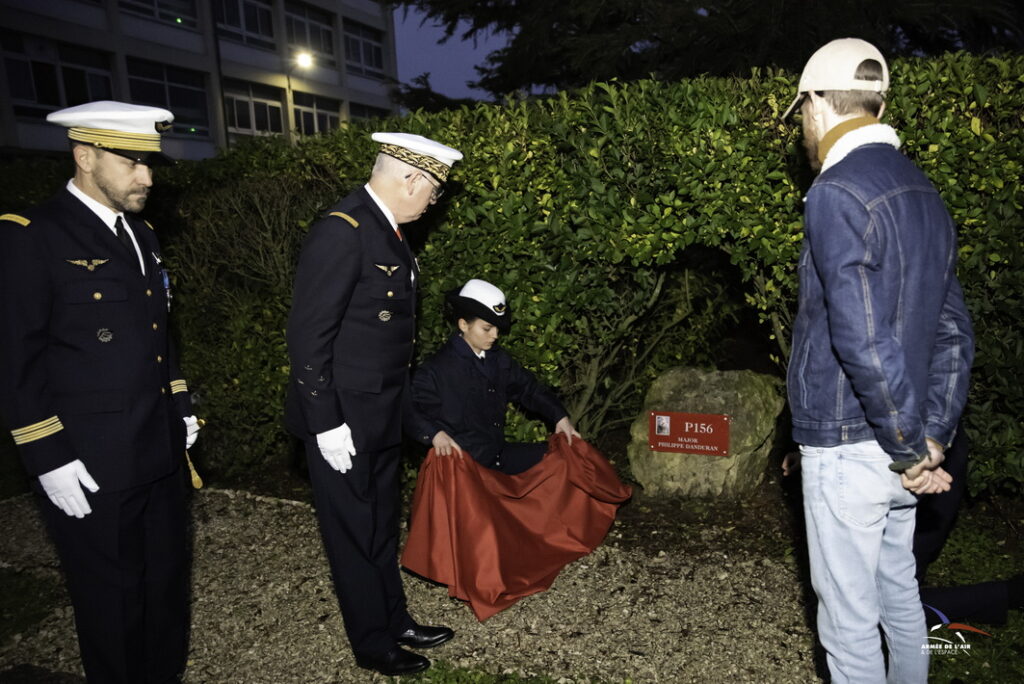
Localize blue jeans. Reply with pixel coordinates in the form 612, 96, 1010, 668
800, 441, 929, 683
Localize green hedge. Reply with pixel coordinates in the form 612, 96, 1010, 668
2, 52, 1021, 494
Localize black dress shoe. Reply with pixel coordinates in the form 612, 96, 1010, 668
396, 623, 455, 649
355, 647, 430, 676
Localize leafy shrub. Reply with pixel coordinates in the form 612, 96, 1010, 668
1, 53, 1021, 495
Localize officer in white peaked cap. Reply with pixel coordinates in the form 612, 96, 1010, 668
286, 131, 462, 676
0, 99, 199, 681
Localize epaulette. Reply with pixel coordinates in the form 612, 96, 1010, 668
144, 220, 155, 231
0, 213, 30, 226
329, 212, 359, 228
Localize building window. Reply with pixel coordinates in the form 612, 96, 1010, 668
343, 19, 385, 79
292, 91, 338, 136
349, 102, 390, 121
2, 32, 113, 120
286, 1, 335, 65
224, 80, 283, 137
127, 57, 209, 136
119, 0, 198, 29
214, 0, 275, 51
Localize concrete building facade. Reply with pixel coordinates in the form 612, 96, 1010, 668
0, 0, 398, 159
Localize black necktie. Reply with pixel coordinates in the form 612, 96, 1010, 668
114, 216, 135, 257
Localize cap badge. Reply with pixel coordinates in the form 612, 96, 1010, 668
375, 264, 400, 277
155, 120, 173, 133
493, 303, 507, 314
67, 258, 109, 271
97, 328, 114, 343
378, 310, 393, 322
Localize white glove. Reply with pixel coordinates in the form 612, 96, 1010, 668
184, 415, 200, 449
317, 423, 356, 473
38, 459, 100, 519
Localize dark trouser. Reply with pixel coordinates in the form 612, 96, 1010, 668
492, 442, 546, 475
39, 469, 189, 684
921, 581, 1010, 626
305, 442, 414, 657
914, 428, 969, 581
914, 427, 1010, 626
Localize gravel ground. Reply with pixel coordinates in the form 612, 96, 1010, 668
0, 487, 823, 683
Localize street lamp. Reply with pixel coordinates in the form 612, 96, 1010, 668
286, 51, 314, 141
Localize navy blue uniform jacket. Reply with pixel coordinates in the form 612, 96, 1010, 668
285, 186, 417, 451
0, 189, 191, 491
408, 335, 568, 466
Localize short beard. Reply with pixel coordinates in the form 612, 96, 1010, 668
802, 127, 822, 173
94, 166, 149, 213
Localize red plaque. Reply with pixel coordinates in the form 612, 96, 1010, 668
648, 412, 730, 456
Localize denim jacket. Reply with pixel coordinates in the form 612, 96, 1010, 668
788, 124, 974, 465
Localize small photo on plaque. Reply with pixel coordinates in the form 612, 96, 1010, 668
655, 415, 670, 436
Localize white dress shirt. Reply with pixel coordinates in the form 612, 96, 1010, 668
66, 179, 145, 274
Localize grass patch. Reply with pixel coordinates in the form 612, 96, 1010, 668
924, 499, 1024, 684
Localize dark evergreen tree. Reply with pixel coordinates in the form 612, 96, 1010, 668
392, 0, 1023, 98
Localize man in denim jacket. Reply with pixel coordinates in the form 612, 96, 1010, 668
782, 39, 974, 683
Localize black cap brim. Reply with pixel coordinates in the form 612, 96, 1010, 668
107, 148, 175, 166
445, 290, 512, 332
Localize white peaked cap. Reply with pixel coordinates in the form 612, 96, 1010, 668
372, 131, 463, 181
46, 100, 175, 163
459, 279, 506, 313
47, 100, 175, 135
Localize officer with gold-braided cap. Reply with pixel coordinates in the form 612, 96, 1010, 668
0, 100, 198, 682
286, 131, 462, 677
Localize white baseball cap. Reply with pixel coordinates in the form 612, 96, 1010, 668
782, 38, 889, 120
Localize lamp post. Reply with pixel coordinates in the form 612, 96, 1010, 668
285, 51, 314, 142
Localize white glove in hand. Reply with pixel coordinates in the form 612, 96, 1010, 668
317, 423, 356, 473
184, 415, 200, 449
39, 459, 100, 518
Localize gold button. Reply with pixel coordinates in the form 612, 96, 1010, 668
161, 387, 167, 395
387, 291, 394, 297
146, 289, 152, 296
152, 323, 158, 330
92, 292, 102, 301
156, 355, 163, 363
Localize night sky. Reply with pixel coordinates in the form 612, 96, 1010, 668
392, 6, 505, 102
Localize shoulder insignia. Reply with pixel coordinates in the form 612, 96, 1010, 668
144, 220, 155, 231
66, 259, 110, 271
1, 213, 30, 226
329, 212, 359, 228
375, 264, 401, 277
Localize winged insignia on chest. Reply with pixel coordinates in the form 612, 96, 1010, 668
375, 264, 401, 277
66, 259, 110, 271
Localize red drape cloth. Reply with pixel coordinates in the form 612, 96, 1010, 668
401, 433, 632, 621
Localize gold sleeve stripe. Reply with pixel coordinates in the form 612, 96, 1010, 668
11, 416, 64, 445
329, 212, 359, 228
144, 220, 155, 231
170, 380, 189, 394
1, 213, 30, 226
